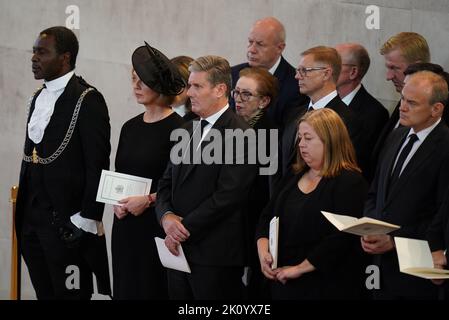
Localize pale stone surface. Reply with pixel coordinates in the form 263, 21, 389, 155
1, 0, 448, 299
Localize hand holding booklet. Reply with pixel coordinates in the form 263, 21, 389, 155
395, 237, 449, 280
154, 237, 191, 273
321, 211, 400, 236
96, 170, 152, 205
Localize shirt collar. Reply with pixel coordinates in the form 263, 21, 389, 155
202, 104, 229, 126
268, 56, 282, 75
408, 118, 441, 141
341, 84, 362, 106
44, 70, 75, 92
308, 90, 338, 110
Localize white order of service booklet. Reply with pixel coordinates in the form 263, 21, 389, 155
96, 169, 152, 206
154, 237, 191, 273
269, 216, 279, 269
395, 237, 449, 280
321, 211, 400, 236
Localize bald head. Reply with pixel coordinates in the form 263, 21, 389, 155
335, 43, 370, 97
247, 17, 286, 69
252, 17, 286, 43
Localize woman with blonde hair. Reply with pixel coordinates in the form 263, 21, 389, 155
256, 108, 368, 299
112, 43, 185, 299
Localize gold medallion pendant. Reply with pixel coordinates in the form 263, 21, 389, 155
32, 147, 38, 164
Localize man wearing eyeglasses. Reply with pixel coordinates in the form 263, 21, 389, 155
230, 17, 308, 131
335, 43, 389, 181
276, 46, 361, 182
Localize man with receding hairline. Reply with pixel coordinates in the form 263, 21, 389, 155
231, 17, 308, 130
335, 43, 388, 180
156, 55, 257, 300
363, 71, 449, 299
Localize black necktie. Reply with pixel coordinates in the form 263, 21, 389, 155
389, 134, 418, 188
308, 106, 314, 112
199, 119, 209, 137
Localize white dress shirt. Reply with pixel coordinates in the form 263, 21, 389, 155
341, 84, 362, 106
308, 90, 338, 110
28, 71, 75, 143
392, 118, 441, 176
268, 57, 282, 75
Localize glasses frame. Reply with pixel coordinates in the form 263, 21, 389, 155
231, 89, 263, 102
295, 66, 328, 77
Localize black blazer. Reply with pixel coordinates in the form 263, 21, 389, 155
156, 108, 258, 266
256, 170, 368, 299
16, 75, 111, 294
370, 101, 400, 178
231, 56, 309, 130
276, 95, 361, 184
429, 187, 449, 297
348, 85, 389, 179
365, 122, 449, 298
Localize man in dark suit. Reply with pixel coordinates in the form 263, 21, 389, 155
277, 46, 361, 182
156, 56, 257, 299
362, 71, 449, 299
16, 26, 111, 299
371, 32, 430, 173
335, 43, 389, 180
231, 17, 308, 130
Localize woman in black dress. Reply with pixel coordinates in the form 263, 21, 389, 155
256, 108, 368, 299
112, 43, 185, 299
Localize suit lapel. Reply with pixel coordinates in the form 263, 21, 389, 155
178, 109, 233, 185
381, 130, 407, 205
273, 57, 288, 87
176, 124, 195, 185
385, 123, 444, 205
51, 75, 78, 117
348, 85, 367, 112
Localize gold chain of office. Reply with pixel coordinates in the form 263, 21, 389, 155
22, 87, 94, 164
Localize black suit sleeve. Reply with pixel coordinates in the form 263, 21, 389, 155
181, 162, 257, 243
427, 187, 449, 251
307, 171, 368, 273
155, 161, 175, 222
78, 90, 111, 221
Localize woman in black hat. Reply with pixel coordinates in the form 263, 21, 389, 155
111, 43, 185, 299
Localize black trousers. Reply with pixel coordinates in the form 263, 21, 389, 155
20, 198, 92, 300
167, 264, 245, 300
